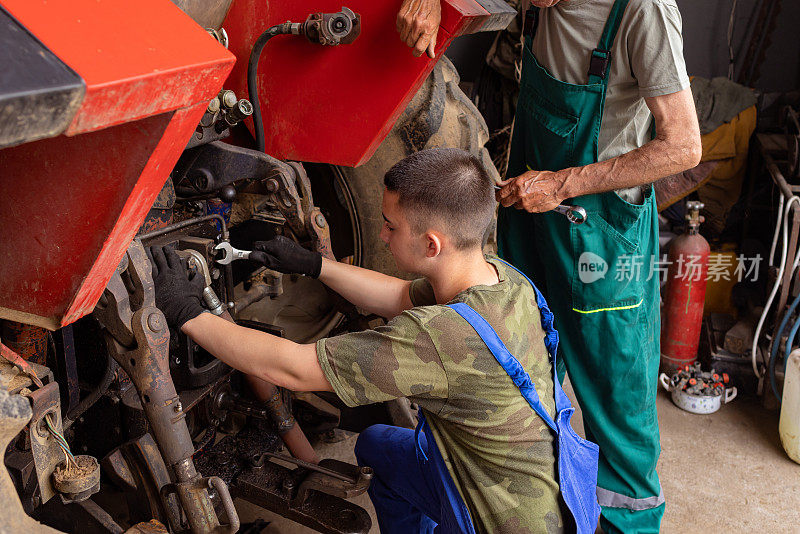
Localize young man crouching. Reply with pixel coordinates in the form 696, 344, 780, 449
150, 148, 567, 533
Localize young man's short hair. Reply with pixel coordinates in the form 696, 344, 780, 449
384, 148, 495, 250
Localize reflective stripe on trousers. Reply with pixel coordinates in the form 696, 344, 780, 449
597, 484, 665, 511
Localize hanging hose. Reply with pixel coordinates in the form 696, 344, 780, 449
769, 194, 786, 266
247, 23, 297, 153
64, 355, 118, 430
752, 196, 800, 378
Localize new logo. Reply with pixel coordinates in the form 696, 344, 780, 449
578, 252, 608, 284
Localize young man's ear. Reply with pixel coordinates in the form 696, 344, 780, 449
424, 231, 443, 258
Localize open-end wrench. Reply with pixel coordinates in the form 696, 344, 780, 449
553, 204, 587, 225
214, 241, 252, 264
493, 184, 587, 225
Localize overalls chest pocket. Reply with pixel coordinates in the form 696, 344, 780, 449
569, 189, 654, 319
516, 39, 583, 173
517, 85, 579, 173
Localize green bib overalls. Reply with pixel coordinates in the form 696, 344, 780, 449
497, 2, 664, 532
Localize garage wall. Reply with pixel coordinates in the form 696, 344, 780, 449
677, 0, 800, 92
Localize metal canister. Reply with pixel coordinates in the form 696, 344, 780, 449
660, 201, 710, 373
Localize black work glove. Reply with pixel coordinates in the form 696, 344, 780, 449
147, 246, 206, 330
250, 236, 322, 278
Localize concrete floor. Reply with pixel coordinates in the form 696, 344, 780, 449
238, 383, 800, 533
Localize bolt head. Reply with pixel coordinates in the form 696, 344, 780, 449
221, 90, 237, 108
174, 401, 183, 413
147, 312, 164, 332
314, 213, 327, 227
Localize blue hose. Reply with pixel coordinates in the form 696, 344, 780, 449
782, 307, 800, 403
770, 291, 800, 403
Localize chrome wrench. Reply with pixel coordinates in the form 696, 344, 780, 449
214, 241, 252, 264
493, 184, 587, 225
553, 204, 587, 225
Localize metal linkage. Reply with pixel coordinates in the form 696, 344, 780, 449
172, 140, 335, 260
94, 240, 238, 534
234, 452, 373, 534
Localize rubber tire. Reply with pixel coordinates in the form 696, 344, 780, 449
337, 56, 500, 278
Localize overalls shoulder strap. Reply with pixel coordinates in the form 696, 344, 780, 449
493, 257, 572, 413
447, 302, 559, 431
588, 0, 630, 83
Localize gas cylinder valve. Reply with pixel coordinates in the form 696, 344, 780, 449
685, 200, 705, 235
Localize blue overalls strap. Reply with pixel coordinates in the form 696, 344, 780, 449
448, 302, 558, 433
588, 0, 630, 84
494, 257, 571, 413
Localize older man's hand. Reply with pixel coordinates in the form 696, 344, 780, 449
396, 0, 441, 58
496, 169, 568, 213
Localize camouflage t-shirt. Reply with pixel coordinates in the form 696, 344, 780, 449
316, 256, 563, 533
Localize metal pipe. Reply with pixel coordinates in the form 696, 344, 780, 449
245, 375, 319, 464
138, 214, 229, 242
233, 283, 271, 314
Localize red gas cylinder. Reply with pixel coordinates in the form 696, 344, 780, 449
661, 201, 710, 373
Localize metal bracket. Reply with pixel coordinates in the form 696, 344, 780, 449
94, 240, 238, 533
26, 382, 62, 504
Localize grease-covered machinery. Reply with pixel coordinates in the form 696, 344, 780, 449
0, 1, 512, 532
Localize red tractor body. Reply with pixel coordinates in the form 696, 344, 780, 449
0, 0, 503, 330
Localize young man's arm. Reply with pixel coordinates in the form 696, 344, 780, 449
181, 312, 332, 392
318, 258, 413, 318
251, 236, 414, 319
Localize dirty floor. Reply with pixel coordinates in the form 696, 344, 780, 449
237, 383, 800, 533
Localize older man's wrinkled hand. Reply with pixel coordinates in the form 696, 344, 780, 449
496, 169, 567, 213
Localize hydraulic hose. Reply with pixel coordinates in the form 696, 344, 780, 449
247, 23, 296, 153
63, 355, 119, 430
768, 290, 800, 404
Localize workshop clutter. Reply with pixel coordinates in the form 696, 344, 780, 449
659, 363, 737, 414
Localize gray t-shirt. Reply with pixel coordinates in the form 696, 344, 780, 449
528, 0, 690, 202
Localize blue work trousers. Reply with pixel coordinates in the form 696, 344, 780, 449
354, 424, 475, 534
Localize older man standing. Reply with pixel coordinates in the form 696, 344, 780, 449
493, 1, 700, 533
398, 0, 701, 532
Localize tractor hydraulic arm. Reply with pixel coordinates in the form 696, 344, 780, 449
94, 241, 239, 533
